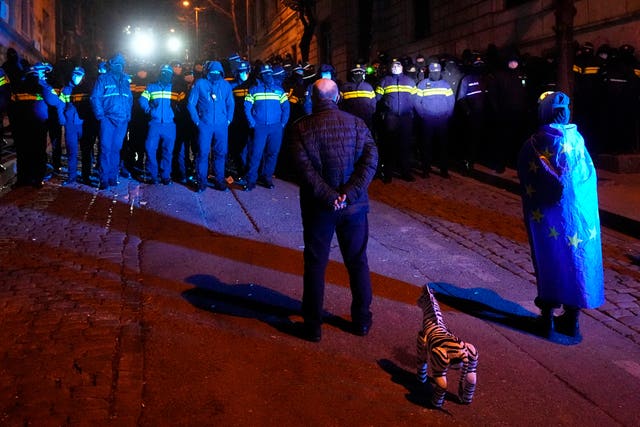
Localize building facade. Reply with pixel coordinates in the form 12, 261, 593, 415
0, 0, 58, 65
248, 0, 640, 79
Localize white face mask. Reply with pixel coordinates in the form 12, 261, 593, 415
321, 71, 332, 79
239, 71, 248, 82
391, 64, 402, 75
72, 74, 84, 86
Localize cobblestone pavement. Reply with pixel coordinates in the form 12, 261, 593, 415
368, 173, 640, 345
0, 169, 639, 426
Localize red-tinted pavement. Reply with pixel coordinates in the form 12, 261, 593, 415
1, 169, 639, 426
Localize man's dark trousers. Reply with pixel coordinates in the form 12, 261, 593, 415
301, 207, 372, 328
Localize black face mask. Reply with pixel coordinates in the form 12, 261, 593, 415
208, 72, 222, 82
352, 73, 365, 83
159, 71, 172, 85
429, 71, 441, 81
111, 64, 124, 75
261, 74, 274, 85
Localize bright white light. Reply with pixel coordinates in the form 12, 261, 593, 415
167, 35, 182, 53
131, 29, 155, 58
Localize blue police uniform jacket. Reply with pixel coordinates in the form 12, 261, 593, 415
457, 72, 489, 115
0, 68, 10, 113
244, 81, 290, 127
187, 76, 234, 127
415, 78, 455, 120
59, 84, 84, 126
90, 72, 132, 122
375, 74, 416, 117
139, 81, 176, 123
231, 79, 251, 124
12, 77, 63, 122
339, 80, 376, 122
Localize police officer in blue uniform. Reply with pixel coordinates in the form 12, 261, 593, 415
339, 64, 377, 131
228, 60, 252, 180
139, 64, 178, 185
242, 64, 290, 190
90, 53, 133, 190
187, 60, 235, 192
303, 63, 336, 115
12, 62, 65, 188
375, 58, 417, 183
415, 61, 455, 178
456, 53, 490, 173
59, 66, 86, 185
171, 62, 194, 184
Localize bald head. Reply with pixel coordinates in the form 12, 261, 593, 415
312, 78, 339, 103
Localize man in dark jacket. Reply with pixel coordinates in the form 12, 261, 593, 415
90, 53, 133, 190
291, 78, 378, 342
187, 60, 234, 192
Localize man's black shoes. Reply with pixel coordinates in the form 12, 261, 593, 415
352, 319, 372, 337
302, 323, 321, 342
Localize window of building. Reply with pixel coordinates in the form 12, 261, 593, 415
414, 0, 431, 40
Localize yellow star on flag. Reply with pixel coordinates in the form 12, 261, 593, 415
541, 147, 554, 158
567, 232, 583, 247
531, 209, 544, 222
525, 184, 536, 197
529, 160, 539, 173
561, 141, 574, 154
549, 227, 559, 239
589, 227, 597, 240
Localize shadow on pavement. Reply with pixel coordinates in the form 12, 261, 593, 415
182, 274, 354, 339
183, 274, 301, 336
377, 359, 456, 413
429, 282, 581, 345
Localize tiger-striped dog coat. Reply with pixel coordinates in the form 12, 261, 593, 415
417, 285, 478, 408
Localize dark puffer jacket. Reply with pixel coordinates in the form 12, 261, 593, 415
291, 100, 378, 212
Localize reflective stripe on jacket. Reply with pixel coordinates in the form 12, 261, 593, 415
139, 82, 176, 123
375, 74, 416, 116
244, 82, 289, 127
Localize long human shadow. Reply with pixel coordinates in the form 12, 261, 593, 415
428, 282, 582, 345
428, 281, 540, 335
182, 274, 353, 337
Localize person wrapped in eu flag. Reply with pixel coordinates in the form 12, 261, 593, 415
517, 91, 604, 340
